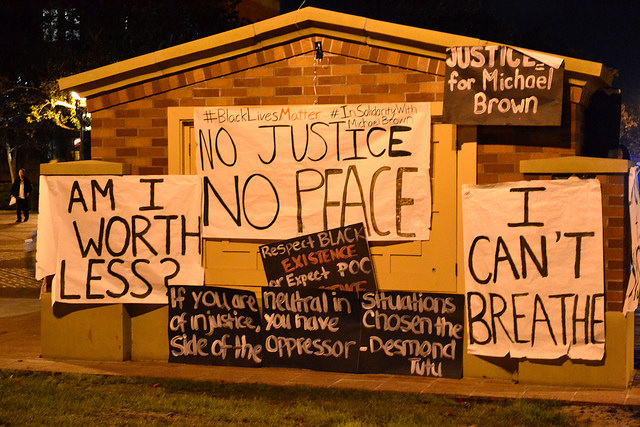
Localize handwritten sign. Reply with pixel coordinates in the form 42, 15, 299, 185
624, 166, 640, 313
259, 223, 377, 292
443, 46, 564, 126
38, 176, 204, 304
462, 178, 605, 360
358, 291, 464, 378
195, 103, 431, 241
168, 287, 465, 379
168, 286, 262, 366
261, 288, 361, 373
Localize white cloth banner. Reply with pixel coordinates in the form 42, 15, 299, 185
36, 176, 204, 304
195, 103, 431, 241
624, 166, 640, 313
462, 178, 605, 360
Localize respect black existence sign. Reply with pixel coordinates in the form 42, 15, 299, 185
259, 223, 377, 293
443, 45, 564, 126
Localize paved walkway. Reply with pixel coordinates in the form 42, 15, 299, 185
1, 210, 640, 407
0, 210, 40, 298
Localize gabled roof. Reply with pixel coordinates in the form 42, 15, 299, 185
59, 7, 613, 98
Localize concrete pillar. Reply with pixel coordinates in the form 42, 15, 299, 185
40, 160, 132, 361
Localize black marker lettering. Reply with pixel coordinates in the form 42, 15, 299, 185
105, 259, 129, 298
91, 179, 115, 211
130, 259, 152, 299
59, 260, 81, 300
68, 180, 88, 213
139, 178, 164, 211
507, 187, 545, 227
85, 259, 105, 299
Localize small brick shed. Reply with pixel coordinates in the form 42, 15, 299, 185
56, 7, 635, 387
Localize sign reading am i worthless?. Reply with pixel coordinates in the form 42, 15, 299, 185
195, 103, 431, 242
462, 178, 604, 360
37, 176, 204, 304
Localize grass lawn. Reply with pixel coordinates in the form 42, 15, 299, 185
0, 369, 579, 426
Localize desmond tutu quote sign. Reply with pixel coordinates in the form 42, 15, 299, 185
167, 286, 464, 378
168, 285, 262, 367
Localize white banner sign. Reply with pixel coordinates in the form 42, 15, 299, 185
462, 178, 605, 360
36, 176, 204, 304
624, 166, 640, 313
195, 103, 431, 241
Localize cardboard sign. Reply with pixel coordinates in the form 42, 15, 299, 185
37, 176, 204, 304
259, 223, 377, 292
624, 166, 640, 313
462, 178, 605, 360
261, 288, 361, 373
195, 103, 432, 241
168, 286, 262, 367
443, 46, 564, 126
358, 291, 464, 378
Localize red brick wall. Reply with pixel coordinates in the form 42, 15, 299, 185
600, 173, 629, 312
87, 37, 445, 175
476, 86, 586, 185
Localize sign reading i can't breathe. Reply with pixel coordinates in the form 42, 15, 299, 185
194, 103, 432, 242
443, 45, 564, 126
259, 223, 377, 293
462, 178, 605, 361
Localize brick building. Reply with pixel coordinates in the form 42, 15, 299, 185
54, 7, 634, 387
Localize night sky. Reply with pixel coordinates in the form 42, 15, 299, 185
485, 0, 640, 103
285, 0, 640, 104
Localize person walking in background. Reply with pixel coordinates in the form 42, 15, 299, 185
11, 168, 32, 222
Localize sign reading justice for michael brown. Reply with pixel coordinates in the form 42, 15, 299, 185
444, 45, 564, 126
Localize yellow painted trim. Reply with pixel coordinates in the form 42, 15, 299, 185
168, 107, 196, 175
520, 156, 634, 174
59, 7, 612, 98
40, 160, 131, 176
456, 126, 477, 294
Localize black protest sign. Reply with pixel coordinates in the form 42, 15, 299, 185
358, 291, 464, 378
443, 46, 564, 126
261, 287, 361, 373
168, 285, 263, 367
259, 223, 377, 293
